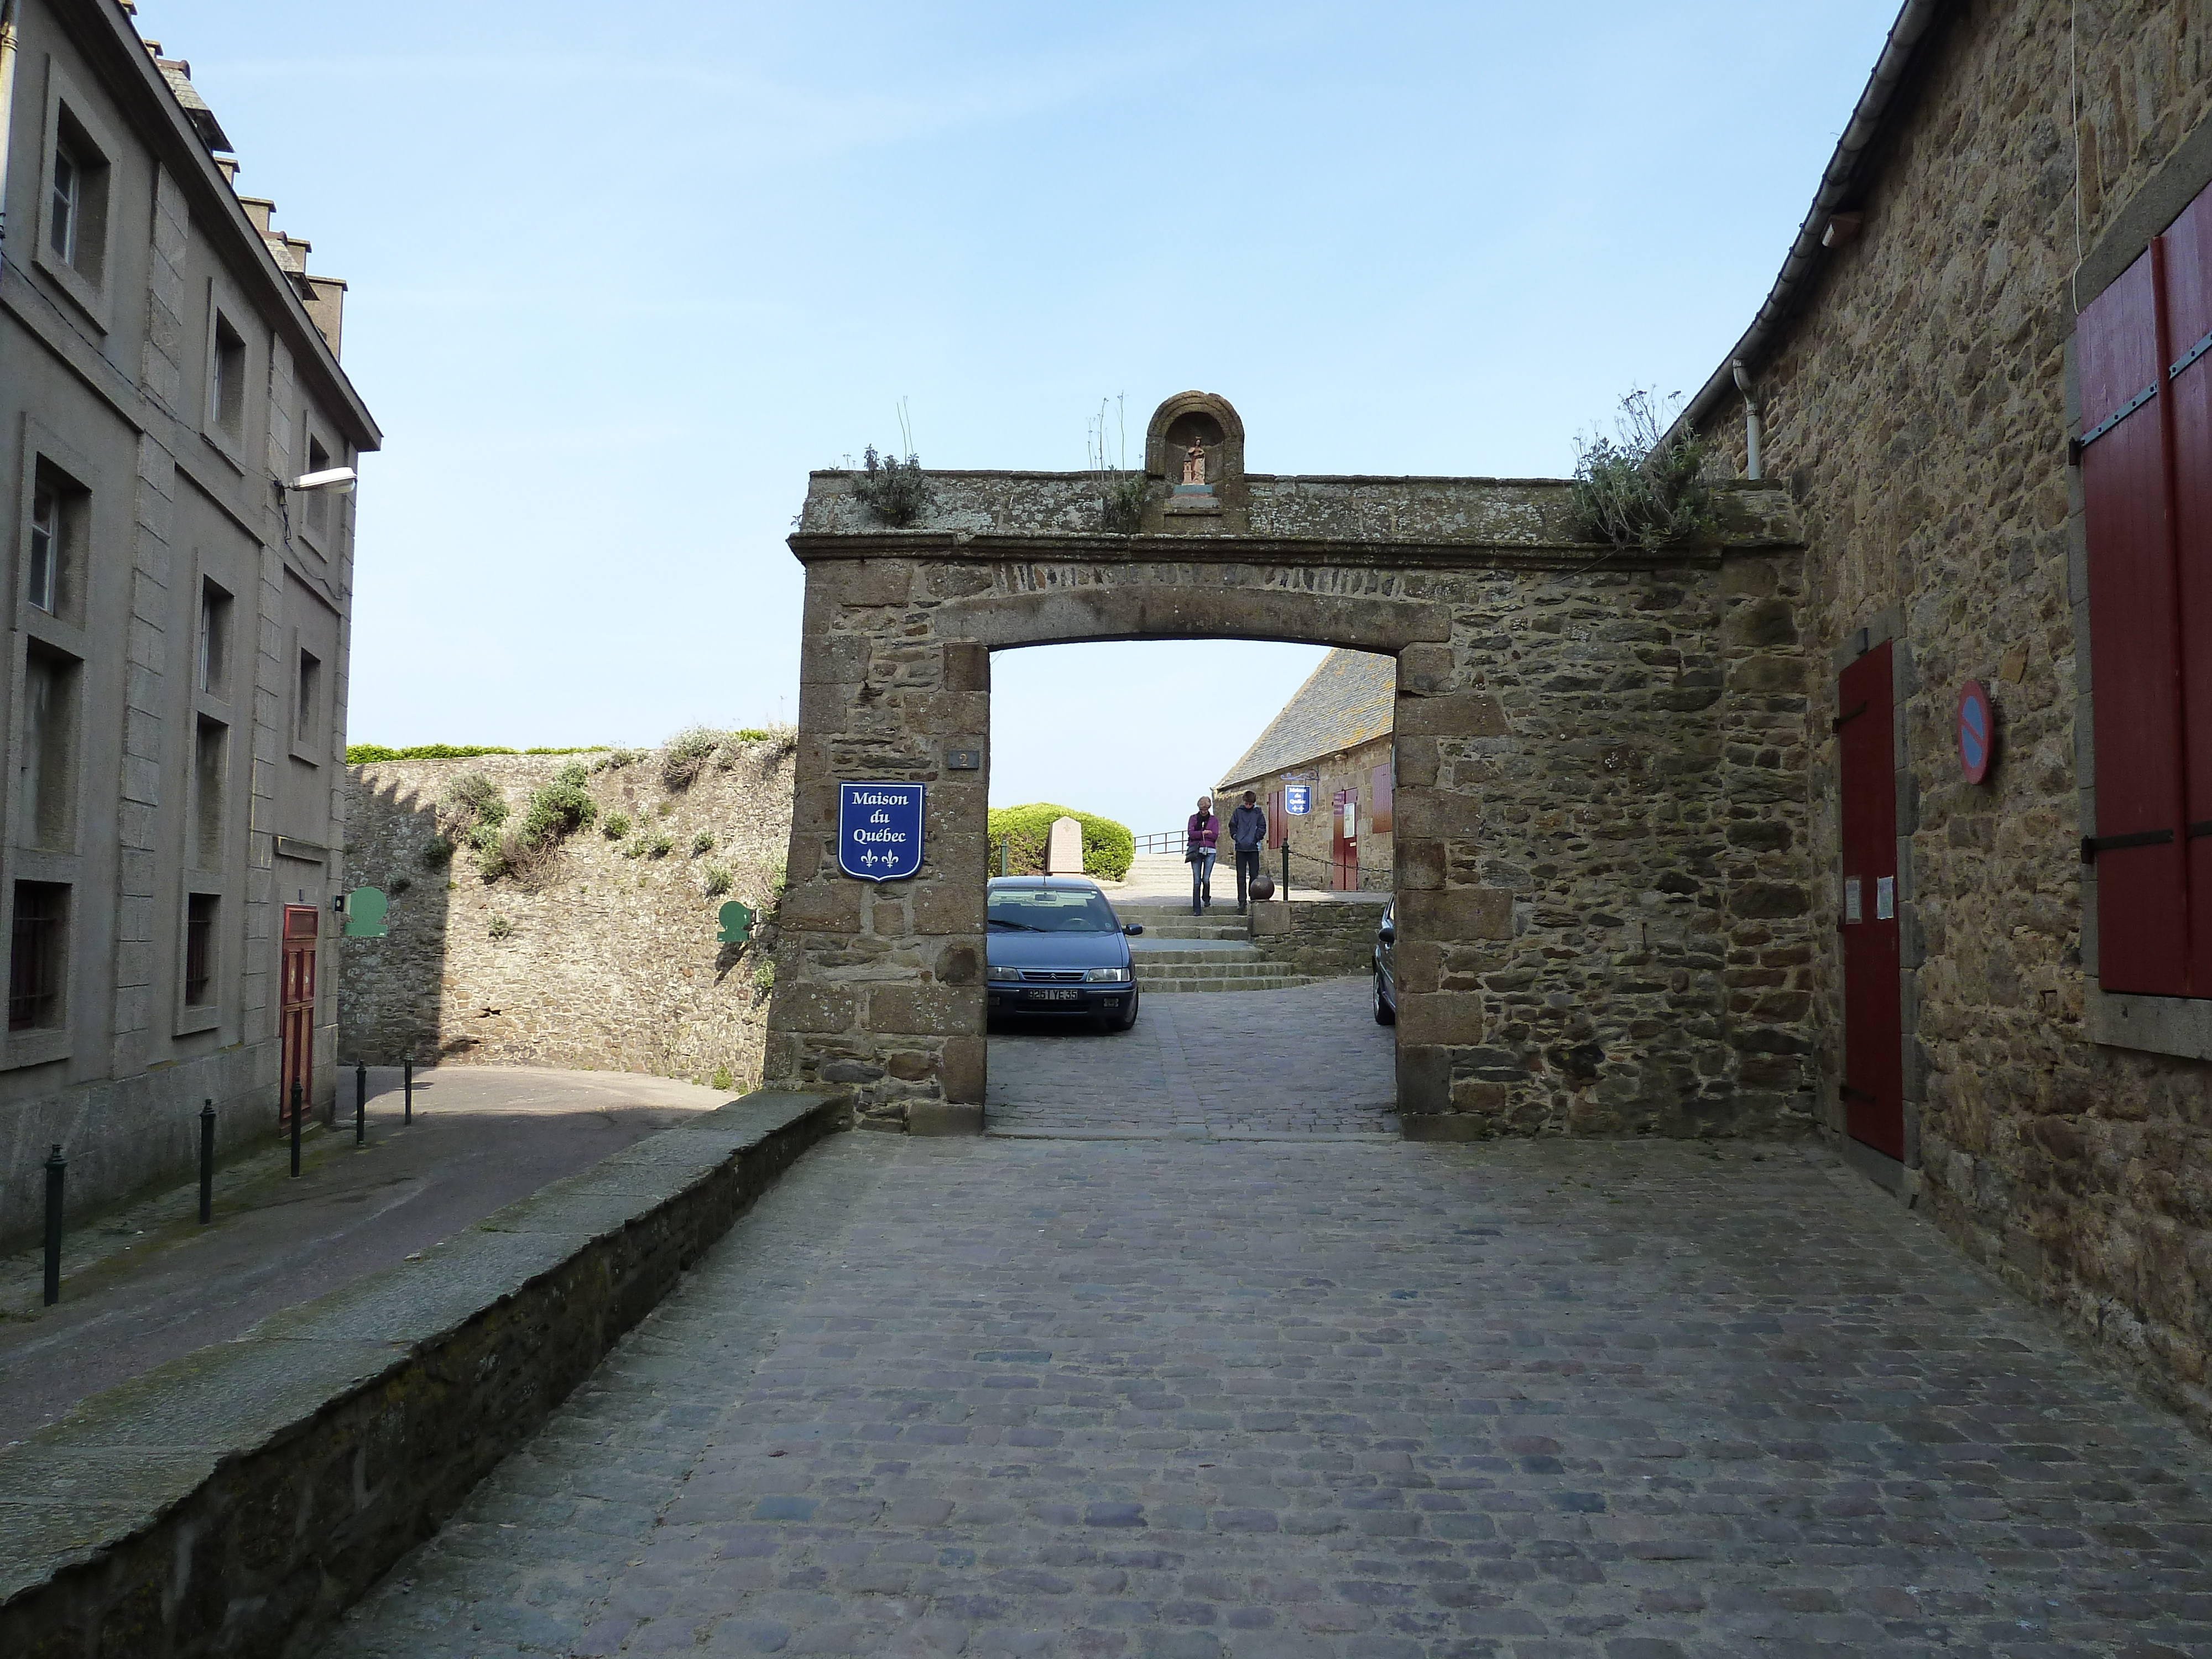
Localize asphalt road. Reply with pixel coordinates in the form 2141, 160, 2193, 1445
0, 1066, 724, 1437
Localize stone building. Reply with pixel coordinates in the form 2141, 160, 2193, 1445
1676, 0, 2212, 1430
1, 3, 379, 1241
1217, 647, 1396, 893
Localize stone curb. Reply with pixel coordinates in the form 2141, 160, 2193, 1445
0, 1087, 849, 1659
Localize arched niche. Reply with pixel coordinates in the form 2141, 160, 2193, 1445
1144, 391, 1245, 484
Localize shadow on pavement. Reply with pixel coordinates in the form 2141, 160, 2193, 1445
0, 1066, 729, 1437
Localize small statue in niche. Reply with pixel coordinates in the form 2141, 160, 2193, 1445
1181, 439, 1208, 488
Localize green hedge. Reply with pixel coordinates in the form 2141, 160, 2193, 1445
985, 804, 1134, 882
347, 743, 609, 764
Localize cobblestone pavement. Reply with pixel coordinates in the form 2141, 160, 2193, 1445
986, 980, 1398, 1139
325, 1135, 2212, 1658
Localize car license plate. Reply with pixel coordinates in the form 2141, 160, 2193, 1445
1029, 988, 1081, 1001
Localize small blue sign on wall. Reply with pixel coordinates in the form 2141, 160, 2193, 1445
1284, 784, 1311, 816
839, 782, 925, 881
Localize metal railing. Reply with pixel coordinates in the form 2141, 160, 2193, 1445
1133, 830, 1188, 854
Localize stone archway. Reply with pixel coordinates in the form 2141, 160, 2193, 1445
768, 395, 1814, 1139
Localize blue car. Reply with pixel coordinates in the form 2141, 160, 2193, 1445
986, 876, 1144, 1032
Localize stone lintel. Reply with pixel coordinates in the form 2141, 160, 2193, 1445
2088, 989, 2212, 1063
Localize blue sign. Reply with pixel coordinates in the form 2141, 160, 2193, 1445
839, 782, 925, 881
1284, 784, 1311, 816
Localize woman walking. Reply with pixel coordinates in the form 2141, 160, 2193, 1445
1186, 795, 1220, 916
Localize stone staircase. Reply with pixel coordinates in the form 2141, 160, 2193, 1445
1126, 911, 1321, 993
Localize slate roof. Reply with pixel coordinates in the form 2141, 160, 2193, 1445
1218, 649, 1395, 789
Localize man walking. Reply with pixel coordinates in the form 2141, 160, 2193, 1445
1227, 790, 1269, 913
1186, 795, 1219, 916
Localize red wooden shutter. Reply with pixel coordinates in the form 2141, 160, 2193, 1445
1267, 789, 1285, 848
2165, 181, 2212, 991
1369, 762, 1394, 833
2080, 249, 2190, 995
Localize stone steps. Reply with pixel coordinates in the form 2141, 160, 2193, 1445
1137, 973, 1322, 993
1124, 916, 1250, 941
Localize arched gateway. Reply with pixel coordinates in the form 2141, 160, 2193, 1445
768, 394, 1814, 1139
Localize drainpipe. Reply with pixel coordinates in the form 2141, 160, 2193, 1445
0, 0, 20, 268
1732, 361, 1763, 481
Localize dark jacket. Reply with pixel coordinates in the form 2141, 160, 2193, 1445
1227, 804, 1269, 850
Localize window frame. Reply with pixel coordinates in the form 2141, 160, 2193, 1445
8, 880, 70, 1035
199, 280, 260, 470
33, 60, 119, 328
197, 577, 234, 700
293, 646, 323, 761
179, 890, 221, 1031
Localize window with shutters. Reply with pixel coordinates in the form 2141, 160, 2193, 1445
2077, 174, 2212, 999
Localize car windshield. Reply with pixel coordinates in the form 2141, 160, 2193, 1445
988, 889, 1121, 933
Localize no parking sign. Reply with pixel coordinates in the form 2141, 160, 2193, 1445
1955, 680, 1994, 785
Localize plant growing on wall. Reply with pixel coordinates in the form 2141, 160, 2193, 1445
442, 770, 505, 831
1569, 388, 1719, 554
487, 914, 514, 940
852, 444, 931, 526
691, 831, 716, 857
602, 812, 632, 841
1088, 395, 1149, 533
661, 727, 721, 790
702, 862, 733, 897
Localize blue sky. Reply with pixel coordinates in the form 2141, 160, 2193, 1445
139, 0, 1900, 838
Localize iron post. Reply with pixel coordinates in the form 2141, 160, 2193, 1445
355, 1061, 367, 1146
199, 1100, 215, 1225
42, 1144, 65, 1305
290, 1080, 303, 1177
1281, 842, 1291, 898
403, 1058, 413, 1123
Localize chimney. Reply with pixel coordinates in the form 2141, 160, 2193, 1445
213, 156, 240, 186
237, 196, 275, 235
301, 275, 347, 359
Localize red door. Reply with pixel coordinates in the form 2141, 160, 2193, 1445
280, 905, 318, 1123
1837, 644, 1903, 1160
1332, 790, 1358, 891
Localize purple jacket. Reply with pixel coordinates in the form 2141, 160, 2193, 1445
1186, 812, 1219, 852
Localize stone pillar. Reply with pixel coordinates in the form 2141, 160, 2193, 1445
767, 559, 989, 1131
1389, 639, 1514, 1138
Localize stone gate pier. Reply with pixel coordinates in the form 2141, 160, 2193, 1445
765, 393, 1813, 1138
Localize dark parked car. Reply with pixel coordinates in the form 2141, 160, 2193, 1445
986, 877, 1145, 1032
1373, 900, 1396, 1025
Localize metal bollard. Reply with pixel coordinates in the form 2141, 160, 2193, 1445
355, 1061, 367, 1146
1281, 842, 1291, 898
290, 1080, 303, 1177
199, 1100, 216, 1225
403, 1058, 414, 1124
43, 1144, 65, 1306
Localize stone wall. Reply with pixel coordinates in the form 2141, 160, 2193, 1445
339, 745, 792, 1089
1691, 0, 2212, 1431
1248, 898, 1384, 978
0, 1091, 844, 1659
773, 462, 1814, 1139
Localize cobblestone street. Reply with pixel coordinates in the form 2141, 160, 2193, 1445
987, 981, 1399, 1139
325, 1133, 2212, 1658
